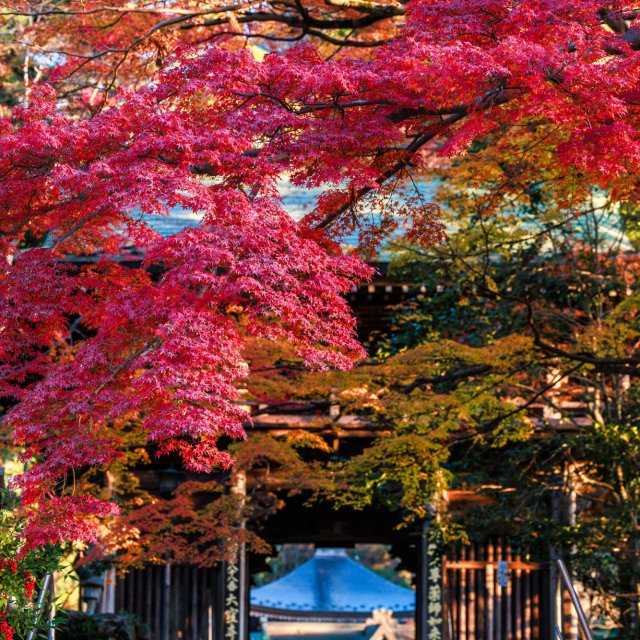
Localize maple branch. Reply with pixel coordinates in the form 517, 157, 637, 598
304, 28, 391, 46
0, 0, 406, 24
599, 7, 640, 33
396, 204, 640, 381
25, 4, 403, 69
395, 364, 492, 394
251, 400, 332, 416
189, 102, 471, 179
232, 93, 395, 114
526, 305, 640, 375
21, 9, 231, 60
533, 336, 640, 375
312, 86, 516, 230
0, 3, 256, 17
444, 250, 640, 377
323, 0, 404, 13
95, 337, 162, 394
198, 30, 307, 45
314, 114, 464, 230
49, 208, 103, 249
438, 367, 579, 452
234, 6, 404, 29
478, 363, 583, 434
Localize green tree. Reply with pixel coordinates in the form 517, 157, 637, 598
267, 153, 640, 634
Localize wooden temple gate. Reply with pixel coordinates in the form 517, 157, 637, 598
108, 280, 580, 640
113, 555, 248, 640
114, 564, 226, 640
111, 538, 568, 640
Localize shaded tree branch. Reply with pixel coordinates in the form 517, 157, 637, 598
395, 364, 492, 393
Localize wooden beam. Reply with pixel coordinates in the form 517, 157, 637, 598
444, 560, 541, 571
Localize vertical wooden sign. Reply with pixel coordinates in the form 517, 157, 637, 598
418, 520, 444, 640
426, 538, 444, 640
224, 471, 249, 640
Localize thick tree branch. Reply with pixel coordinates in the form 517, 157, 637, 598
395, 364, 493, 393
19, 1, 404, 63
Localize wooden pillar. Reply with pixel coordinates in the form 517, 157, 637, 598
505, 543, 512, 638
486, 541, 495, 640
459, 546, 467, 639
191, 568, 199, 640
416, 517, 444, 640
496, 540, 504, 640
161, 562, 172, 640
468, 545, 476, 640
223, 470, 250, 640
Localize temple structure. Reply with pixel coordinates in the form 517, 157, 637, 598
250, 549, 415, 621
108, 202, 580, 640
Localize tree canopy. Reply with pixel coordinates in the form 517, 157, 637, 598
0, 0, 639, 552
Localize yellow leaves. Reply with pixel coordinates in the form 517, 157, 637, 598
284, 430, 332, 453
338, 385, 383, 411
484, 275, 500, 294
231, 433, 324, 489
385, 334, 534, 380
577, 313, 640, 360
338, 385, 379, 401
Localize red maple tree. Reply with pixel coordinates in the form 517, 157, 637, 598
0, 0, 638, 545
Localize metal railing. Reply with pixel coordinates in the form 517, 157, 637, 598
556, 559, 594, 640
26, 572, 56, 640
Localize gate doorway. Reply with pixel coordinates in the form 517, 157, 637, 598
114, 498, 558, 640
250, 544, 415, 640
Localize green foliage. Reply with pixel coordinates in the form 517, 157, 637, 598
316, 160, 640, 631
382, 163, 640, 630
0, 489, 65, 640
330, 434, 449, 518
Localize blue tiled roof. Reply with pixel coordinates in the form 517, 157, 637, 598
141, 205, 202, 238
141, 184, 323, 239
251, 549, 414, 616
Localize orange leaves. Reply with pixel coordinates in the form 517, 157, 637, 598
110, 480, 268, 567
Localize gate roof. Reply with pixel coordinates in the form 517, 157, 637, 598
250, 548, 415, 620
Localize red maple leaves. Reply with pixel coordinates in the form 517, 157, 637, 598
0, 0, 638, 545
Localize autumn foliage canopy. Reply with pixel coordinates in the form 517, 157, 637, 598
0, 0, 638, 545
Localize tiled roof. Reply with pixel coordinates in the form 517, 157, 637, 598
251, 548, 414, 617
143, 183, 321, 239
142, 205, 202, 238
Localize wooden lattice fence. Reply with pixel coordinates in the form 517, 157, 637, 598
443, 540, 549, 640
115, 564, 225, 640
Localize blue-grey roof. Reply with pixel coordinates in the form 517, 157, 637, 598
140, 182, 436, 262
141, 205, 202, 238
250, 549, 414, 617
141, 183, 323, 239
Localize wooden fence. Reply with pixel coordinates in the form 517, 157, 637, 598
115, 564, 225, 640
443, 540, 549, 640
